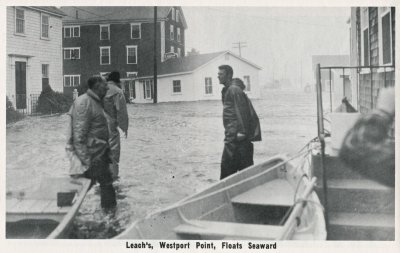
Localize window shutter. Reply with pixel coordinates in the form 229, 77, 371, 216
143, 82, 146, 98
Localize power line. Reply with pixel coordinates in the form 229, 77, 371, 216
233, 41, 247, 57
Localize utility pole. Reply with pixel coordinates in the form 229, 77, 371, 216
232, 41, 247, 57
153, 6, 158, 104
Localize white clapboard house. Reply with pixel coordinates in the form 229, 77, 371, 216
123, 51, 261, 103
6, 6, 65, 113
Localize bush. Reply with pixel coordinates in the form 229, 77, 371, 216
6, 96, 24, 124
37, 86, 73, 114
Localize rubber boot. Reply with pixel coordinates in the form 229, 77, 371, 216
100, 184, 117, 209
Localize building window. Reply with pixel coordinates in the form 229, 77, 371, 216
131, 23, 141, 39
243, 75, 251, 91
205, 77, 213, 94
41, 14, 49, 39
176, 9, 180, 22
127, 72, 137, 78
177, 28, 181, 42
42, 64, 49, 90
177, 48, 181, 57
172, 80, 181, 93
64, 75, 80, 87
171, 8, 175, 21
170, 46, 174, 53
143, 79, 153, 99
15, 8, 25, 34
64, 26, 80, 38
100, 24, 110, 40
126, 45, 138, 64
170, 24, 174, 40
381, 11, 392, 65
64, 48, 80, 60
363, 28, 369, 66
100, 47, 111, 65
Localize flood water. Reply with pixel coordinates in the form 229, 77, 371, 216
6, 88, 325, 238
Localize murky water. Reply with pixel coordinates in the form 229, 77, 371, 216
6, 89, 326, 238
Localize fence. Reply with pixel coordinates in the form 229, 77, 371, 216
14, 94, 41, 116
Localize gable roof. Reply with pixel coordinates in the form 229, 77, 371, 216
26, 6, 66, 17
138, 51, 261, 79
61, 6, 187, 28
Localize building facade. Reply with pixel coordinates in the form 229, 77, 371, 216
126, 51, 261, 103
6, 6, 65, 112
60, 6, 187, 96
349, 7, 395, 113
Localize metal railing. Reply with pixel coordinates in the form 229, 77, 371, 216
13, 94, 41, 116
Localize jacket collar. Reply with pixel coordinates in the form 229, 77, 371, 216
87, 89, 102, 103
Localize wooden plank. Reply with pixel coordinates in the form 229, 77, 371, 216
6, 199, 21, 212
43, 200, 70, 214
231, 179, 294, 207
29, 200, 54, 213
174, 220, 283, 240
8, 200, 38, 213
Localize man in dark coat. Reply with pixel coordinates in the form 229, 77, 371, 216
103, 71, 129, 181
71, 76, 116, 209
218, 65, 261, 179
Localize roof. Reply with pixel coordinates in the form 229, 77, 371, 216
138, 51, 262, 78
60, 6, 187, 28
27, 6, 66, 17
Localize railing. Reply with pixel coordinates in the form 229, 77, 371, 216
319, 65, 395, 113
14, 94, 41, 116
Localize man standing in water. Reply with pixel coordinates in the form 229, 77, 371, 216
71, 76, 116, 209
218, 65, 261, 179
103, 71, 129, 181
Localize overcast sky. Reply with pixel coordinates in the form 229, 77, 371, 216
183, 7, 351, 87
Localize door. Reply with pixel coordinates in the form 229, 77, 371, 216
15, 61, 27, 109
42, 64, 50, 90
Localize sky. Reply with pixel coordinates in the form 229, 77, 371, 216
183, 7, 351, 88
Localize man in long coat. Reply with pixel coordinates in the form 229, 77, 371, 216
103, 71, 129, 181
71, 76, 116, 209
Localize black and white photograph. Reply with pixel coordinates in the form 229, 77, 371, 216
1, 0, 398, 251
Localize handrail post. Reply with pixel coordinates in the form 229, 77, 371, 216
315, 64, 329, 237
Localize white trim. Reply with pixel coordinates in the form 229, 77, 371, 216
170, 24, 174, 40
177, 27, 181, 42
100, 46, 111, 65
100, 24, 110, 40
170, 46, 174, 53
64, 75, 81, 87
172, 80, 182, 94
100, 72, 109, 77
63, 47, 81, 60
171, 8, 175, 21
130, 23, 141, 39
160, 21, 166, 62
126, 45, 138, 64
64, 25, 80, 38
204, 77, 213, 95
40, 13, 50, 40
378, 8, 393, 66
14, 7, 25, 35
126, 72, 138, 78
176, 9, 180, 23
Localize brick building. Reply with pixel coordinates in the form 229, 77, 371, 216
60, 6, 187, 96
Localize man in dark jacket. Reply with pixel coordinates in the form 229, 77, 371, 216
103, 71, 129, 181
218, 65, 261, 179
71, 76, 116, 209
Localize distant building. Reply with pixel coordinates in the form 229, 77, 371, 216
60, 6, 187, 96
6, 6, 65, 112
125, 51, 261, 103
349, 7, 395, 113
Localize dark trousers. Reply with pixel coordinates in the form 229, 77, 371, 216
220, 140, 254, 179
83, 156, 116, 209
